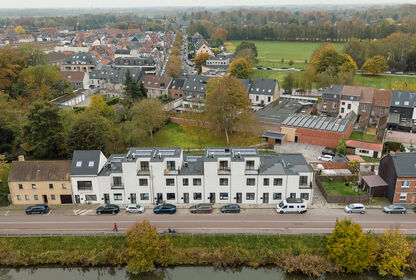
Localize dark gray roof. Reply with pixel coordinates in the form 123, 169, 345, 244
246, 78, 277, 96
204, 147, 259, 162
281, 111, 356, 133
179, 154, 204, 175
90, 66, 144, 84
183, 75, 211, 93
169, 78, 185, 90
256, 99, 314, 125
322, 85, 343, 100
390, 90, 416, 108
391, 152, 416, 178
98, 154, 124, 176
71, 150, 103, 176
66, 52, 98, 65
114, 56, 156, 67
387, 112, 400, 124
259, 153, 312, 175
125, 147, 182, 162
262, 131, 286, 140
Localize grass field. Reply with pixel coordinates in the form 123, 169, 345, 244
349, 131, 376, 142
321, 181, 367, 196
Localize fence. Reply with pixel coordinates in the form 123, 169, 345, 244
316, 175, 370, 204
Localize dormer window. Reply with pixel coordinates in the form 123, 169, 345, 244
219, 160, 228, 170
246, 160, 255, 170
395, 101, 400, 105
404, 101, 409, 106
76, 161, 82, 167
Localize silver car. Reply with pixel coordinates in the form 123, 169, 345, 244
383, 204, 406, 214
344, 203, 366, 214
126, 204, 145, 214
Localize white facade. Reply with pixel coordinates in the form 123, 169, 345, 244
339, 98, 359, 119
354, 147, 382, 158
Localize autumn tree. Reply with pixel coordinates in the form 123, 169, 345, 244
327, 219, 377, 273
182, 110, 207, 149
235, 41, 258, 57
376, 229, 411, 277
19, 43, 47, 66
14, 25, 25, 34
131, 99, 166, 142
194, 52, 210, 74
389, 81, 416, 91
205, 76, 253, 144
228, 57, 251, 79
126, 221, 171, 274
282, 72, 296, 94
85, 94, 115, 119
166, 55, 181, 78
0, 93, 23, 154
213, 27, 228, 41
362, 56, 388, 75
0, 47, 26, 93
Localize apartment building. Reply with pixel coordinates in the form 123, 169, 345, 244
69, 147, 313, 206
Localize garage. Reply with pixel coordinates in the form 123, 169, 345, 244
262, 131, 286, 145
60, 195, 73, 204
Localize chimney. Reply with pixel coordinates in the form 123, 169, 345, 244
18, 155, 25, 162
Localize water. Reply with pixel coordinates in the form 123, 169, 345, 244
0, 267, 415, 280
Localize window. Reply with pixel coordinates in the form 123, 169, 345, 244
332, 103, 337, 109
18, 184, 23, 190
34, 195, 38, 200
85, 195, 97, 201
76, 161, 82, 167
404, 101, 410, 106
25, 195, 29, 200
51, 195, 56, 200
193, 192, 202, 200
341, 108, 344, 113
140, 193, 149, 200
299, 176, 308, 186
88, 161, 94, 167
301, 193, 309, 200
323, 100, 327, 104
17, 195, 21, 201
166, 178, 175, 186
359, 149, 369, 154
167, 193, 176, 200
380, 108, 385, 115
49, 184, 54, 189
246, 178, 255, 186
220, 193, 229, 200
113, 176, 122, 186
401, 181, 410, 188
193, 178, 202, 186
341, 102, 345, 105
264, 178, 269, 186
268, 96, 271, 102
256, 95, 259, 101
246, 193, 255, 200
246, 160, 255, 170
140, 161, 149, 170
113, 193, 122, 201
167, 161, 176, 170
273, 193, 282, 200
362, 104, 367, 112
183, 178, 189, 186
273, 178, 283, 186
32, 184, 36, 189
77, 181, 92, 191
139, 179, 148, 186
219, 160, 228, 170
400, 193, 408, 201
347, 104, 351, 109
220, 178, 228, 186
290, 193, 296, 198
62, 183, 67, 189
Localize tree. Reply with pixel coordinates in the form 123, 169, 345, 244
205, 76, 253, 144
348, 160, 359, 174
123, 70, 147, 104
0, 93, 23, 154
327, 219, 377, 273
85, 94, 115, 119
336, 137, 346, 155
343, 38, 368, 68
376, 229, 411, 277
14, 25, 25, 35
362, 56, 388, 75
288, 60, 294, 66
235, 41, 258, 57
166, 55, 181, 78
131, 99, 166, 141
213, 27, 228, 41
19, 43, 47, 66
389, 81, 416, 91
194, 53, 210, 74
406, 49, 416, 72
235, 48, 258, 66
228, 57, 251, 79
25, 101, 64, 159
126, 221, 171, 274
182, 111, 207, 150
0, 47, 26, 93
282, 72, 296, 94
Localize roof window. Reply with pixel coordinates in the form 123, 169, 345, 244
88, 161, 95, 167
76, 161, 82, 167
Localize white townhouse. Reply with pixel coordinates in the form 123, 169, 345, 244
69, 147, 313, 206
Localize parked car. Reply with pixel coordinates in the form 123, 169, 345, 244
384, 71, 392, 74
409, 73, 415, 75
344, 203, 366, 214
189, 203, 213, 214
256, 66, 263, 69
288, 67, 295, 71
26, 204, 49, 214
281, 67, 288, 69
383, 204, 406, 214
276, 198, 307, 214
318, 155, 333, 162
126, 204, 145, 214
154, 204, 176, 214
220, 204, 241, 213
96, 204, 120, 215
322, 148, 336, 157
395, 71, 404, 75
266, 67, 272, 70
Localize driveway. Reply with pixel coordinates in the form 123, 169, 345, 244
274, 142, 324, 162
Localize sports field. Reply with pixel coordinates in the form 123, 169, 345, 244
225, 40, 344, 68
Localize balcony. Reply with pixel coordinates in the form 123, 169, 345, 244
245, 169, 259, 175
164, 169, 179, 175
299, 182, 313, 189
218, 168, 231, 175
137, 169, 150, 176
111, 183, 124, 190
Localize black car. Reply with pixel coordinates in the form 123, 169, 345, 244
266, 67, 273, 70
154, 204, 176, 214
322, 148, 336, 157
220, 204, 240, 213
256, 66, 263, 70
96, 204, 120, 215
26, 204, 49, 214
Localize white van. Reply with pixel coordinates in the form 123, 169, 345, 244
276, 198, 307, 214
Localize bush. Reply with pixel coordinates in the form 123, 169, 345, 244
383, 141, 405, 153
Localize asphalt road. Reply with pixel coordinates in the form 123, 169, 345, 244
1, 208, 415, 235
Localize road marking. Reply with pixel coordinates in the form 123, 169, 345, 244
80, 210, 92, 216
73, 210, 78, 215
4, 211, 9, 216
46, 210, 52, 216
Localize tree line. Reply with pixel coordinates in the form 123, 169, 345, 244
166, 31, 184, 78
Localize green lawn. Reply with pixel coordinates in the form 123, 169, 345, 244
368, 197, 390, 206
355, 74, 416, 89
349, 131, 376, 142
361, 156, 381, 163
321, 181, 367, 196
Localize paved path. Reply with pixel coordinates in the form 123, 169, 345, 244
1, 209, 415, 234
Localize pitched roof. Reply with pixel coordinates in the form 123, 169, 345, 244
391, 152, 416, 178
345, 140, 383, 151
342, 85, 367, 96
70, 150, 104, 176
60, 71, 86, 82
169, 78, 185, 90
390, 90, 416, 108
141, 75, 172, 89
246, 78, 277, 96
8, 160, 71, 182
183, 75, 211, 93
362, 175, 388, 187
322, 85, 343, 99
373, 89, 392, 107
360, 87, 375, 103
346, 155, 365, 163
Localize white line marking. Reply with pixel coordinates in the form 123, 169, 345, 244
46, 210, 52, 216
73, 210, 78, 215
4, 211, 9, 216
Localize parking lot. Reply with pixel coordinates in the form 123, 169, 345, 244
274, 142, 324, 162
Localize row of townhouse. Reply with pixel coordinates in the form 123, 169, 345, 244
8, 147, 314, 206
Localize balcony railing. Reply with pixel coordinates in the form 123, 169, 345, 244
245, 169, 259, 175
299, 182, 312, 189
164, 169, 179, 175
218, 168, 231, 175
137, 169, 150, 176
111, 183, 124, 189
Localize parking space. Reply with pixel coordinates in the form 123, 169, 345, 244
275, 142, 325, 162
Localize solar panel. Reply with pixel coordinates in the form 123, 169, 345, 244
338, 124, 347, 132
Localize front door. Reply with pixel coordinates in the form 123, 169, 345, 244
130, 193, 136, 204
74, 195, 80, 204
209, 193, 216, 204
263, 193, 269, 204
183, 193, 189, 204
373, 151, 378, 158
156, 193, 163, 204
104, 193, 110, 204
236, 193, 242, 203
42, 195, 48, 204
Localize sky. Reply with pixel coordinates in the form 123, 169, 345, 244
2, 0, 416, 9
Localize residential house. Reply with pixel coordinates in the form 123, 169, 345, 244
378, 152, 416, 203
345, 140, 383, 158
61, 52, 99, 73
113, 56, 159, 75
371, 89, 392, 124
339, 85, 362, 119
201, 56, 230, 76
45, 52, 69, 67
8, 157, 73, 205
195, 39, 214, 57
387, 90, 416, 132
181, 75, 211, 111
60, 71, 90, 90
168, 78, 185, 100
245, 78, 279, 108
141, 75, 173, 99
357, 86, 375, 129
321, 85, 343, 116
